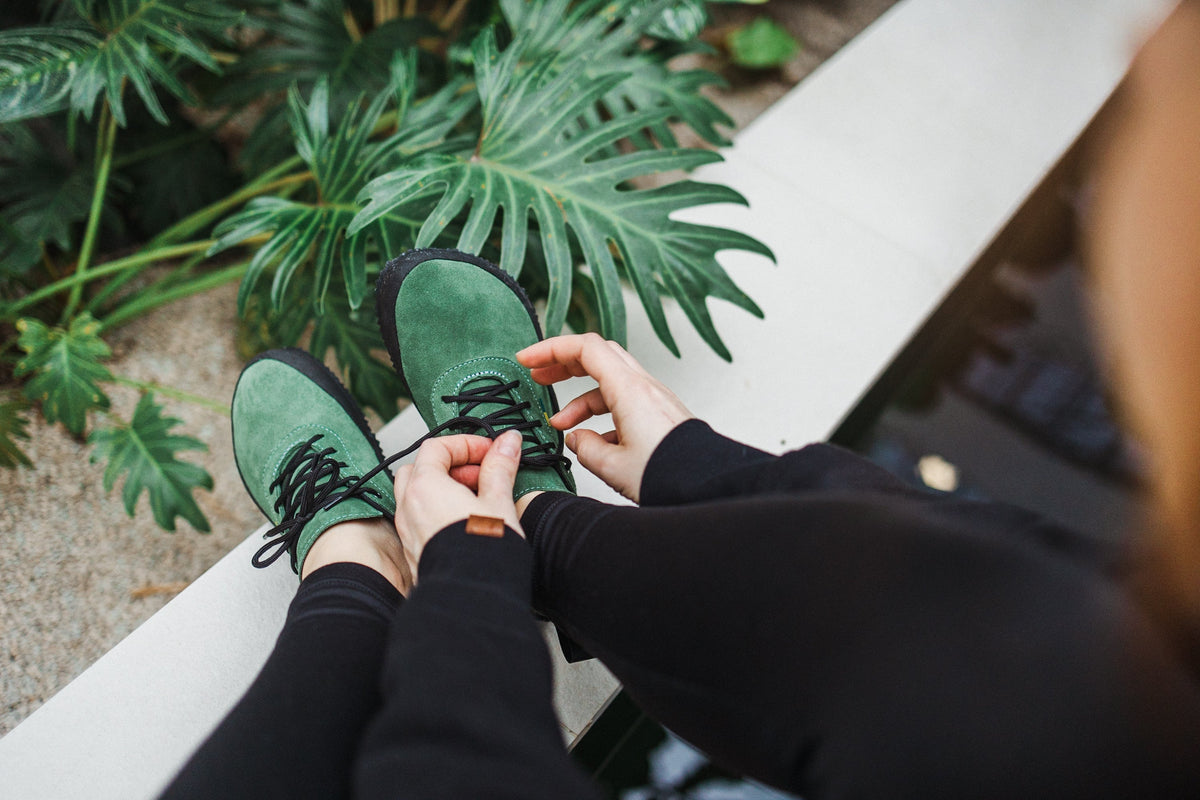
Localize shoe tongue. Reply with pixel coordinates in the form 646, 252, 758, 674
428, 356, 549, 435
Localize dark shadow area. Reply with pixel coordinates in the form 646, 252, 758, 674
570, 117, 1144, 800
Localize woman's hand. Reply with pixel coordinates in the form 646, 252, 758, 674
517, 333, 693, 503
393, 431, 524, 582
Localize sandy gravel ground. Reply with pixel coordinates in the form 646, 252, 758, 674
0, 0, 897, 737
1, 284, 264, 733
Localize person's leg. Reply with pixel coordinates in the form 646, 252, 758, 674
162, 346, 411, 799
351, 522, 602, 800
161, 520, 408, 800
523, 491, 1200, 799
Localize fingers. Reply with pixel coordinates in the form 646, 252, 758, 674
526, 364, 576, 386
605, 338, 643, 370
565, 428, 614, 472
411, 434, 493, 476
550, 387, 610, 429
517, 333, 642, 386
448, 464, 481, 490
476, 430, 522, 503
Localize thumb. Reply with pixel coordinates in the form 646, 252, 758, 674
477, 429, 522, 502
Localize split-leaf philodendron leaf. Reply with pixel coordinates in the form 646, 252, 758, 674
90, 393, 213, 532
501, 0, 734, 148
351, 29, 773, 359
210, 56, 474, 314
15, 313, 113, 435
0, 397, 32, 468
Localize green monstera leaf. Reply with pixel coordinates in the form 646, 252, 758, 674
0, 395, 33, 468
15, 312, 113, 435
0, 0, 242, 126
90, 392, 213, 532
210, 56, 474, 315
352, 30, 773, 360
500, 0, 733, 148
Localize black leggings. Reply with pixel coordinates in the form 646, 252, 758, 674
163, 429, 1200, 800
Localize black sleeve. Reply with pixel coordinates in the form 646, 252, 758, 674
639, 419, 921, 507
353, 522, 603, 800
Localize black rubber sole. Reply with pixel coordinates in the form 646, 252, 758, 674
231, 347, 387, 523
374, 247, 562, 417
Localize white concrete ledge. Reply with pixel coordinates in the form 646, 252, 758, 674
0, 1, 1169, 797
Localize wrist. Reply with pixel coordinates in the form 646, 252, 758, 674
417, 519, 533, 600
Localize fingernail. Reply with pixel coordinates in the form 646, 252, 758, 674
497, 430, 521, 458
565, 432, 577, 450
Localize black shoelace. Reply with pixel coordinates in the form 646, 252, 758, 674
253, 378, 570, 571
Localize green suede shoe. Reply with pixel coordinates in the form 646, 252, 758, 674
233, 348, 397, 573
376, 248, 575, 499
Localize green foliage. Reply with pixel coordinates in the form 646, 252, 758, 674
0, 0, 242, 126
0, 26, 98, 124
211, 81, 407, 313
0, 120, 94, 276
500, 0, 734, 148
217, 0, 435, 170
727, 17, 801, 69
15, 313, 113, 435
0, 396, 33, 468
643, 0, 709, 42
309, 285, 409, 419
2, 0, 775, 533
222, 0, 434, 104
353, 30, 771, 359
210, 58, 474, 314
239, 274, 409, 419
90, 392, 213, 531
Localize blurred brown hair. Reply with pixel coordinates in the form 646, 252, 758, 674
1086, 1, 1200, 648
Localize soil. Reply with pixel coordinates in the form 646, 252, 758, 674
0, 0, 898, 736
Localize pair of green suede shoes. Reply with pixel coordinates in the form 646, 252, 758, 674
233, 249, 575, 574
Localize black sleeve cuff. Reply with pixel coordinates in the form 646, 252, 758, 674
639, 419, 777, 506
418, 520, 532, 605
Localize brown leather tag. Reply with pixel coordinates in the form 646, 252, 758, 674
465, 514, 505, 538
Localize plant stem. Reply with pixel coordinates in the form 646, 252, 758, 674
63, 103, 119, 322
148, 155, 308, 248
110, 375, 229, 414
84, 249, 207, 315
343, 9, 363, 41
41, 247, 61, 280
99, 262, 248, 331
439, 0, 471, 31
375, 0, 401, 24
3, 241, 213, 320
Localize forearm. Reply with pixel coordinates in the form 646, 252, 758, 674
639, 419, 917, 506
353, 523, 601, 800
